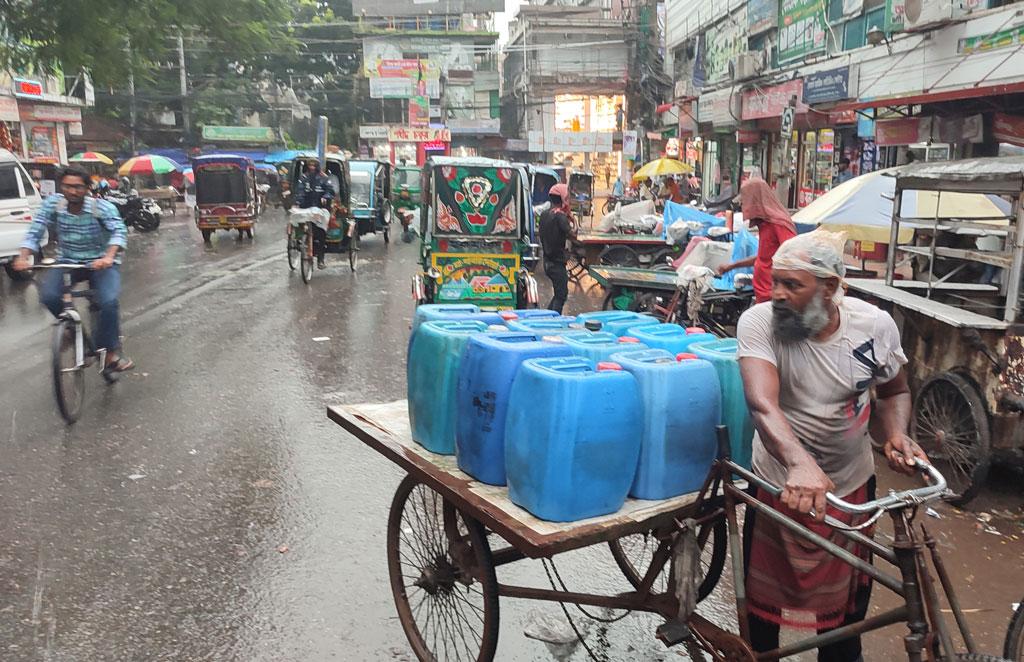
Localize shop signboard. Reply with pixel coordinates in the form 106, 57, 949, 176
13, 78, 43, 99
527, 130, 614, 153
19, 103, 82, 123
736, 129, 761, 144
25, 123, 59, 163
448, 118, 500, 135
0, 95, 19, 122
802, 67, 854, 104
742, 80, 806, 120
359, 125, 390, 140
705, 8, 748, 84
698, 88, 742, 127
369, 77, 440, 100
353, 0, 501, 16
778, 0, 828, 63
748, 0, 779, 35
201, 125, 275, 142
875, 117, 928, 145
388, 126, 451, 143
622, 130, 638, 157
409, 96, 429, 128
959, 24, 1024, 55
993, 112, 1024, 147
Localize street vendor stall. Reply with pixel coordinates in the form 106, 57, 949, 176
845, 156, 1024, 504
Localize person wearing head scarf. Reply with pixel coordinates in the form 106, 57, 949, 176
716, 178, 798, 302
538, 183, 577, 313
296, 159, 335, 269
735, 230, 927, 661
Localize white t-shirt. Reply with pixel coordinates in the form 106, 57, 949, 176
736, 298, 907, 496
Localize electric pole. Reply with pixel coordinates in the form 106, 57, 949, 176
127, 38, 137, 154
177, 33, 191, 143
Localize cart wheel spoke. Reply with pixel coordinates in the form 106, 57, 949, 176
387, 477, 499, 661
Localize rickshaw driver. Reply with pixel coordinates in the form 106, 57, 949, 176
736, 230, 929, 662
297, 159, 334, 269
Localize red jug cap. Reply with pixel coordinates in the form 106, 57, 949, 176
676, 353, 699, 361
686, 327, 705, 334
618, 336, 640, 343
597, 362, 622, 371
500, 311, 519, 321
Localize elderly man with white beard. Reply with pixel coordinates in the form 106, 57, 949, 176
735, 230, 929, 662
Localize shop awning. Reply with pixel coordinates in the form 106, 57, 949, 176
830, 80, 1024, 112
655, 102, 674, 114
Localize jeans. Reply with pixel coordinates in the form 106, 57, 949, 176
312, 224, 327, 262
39, 265, 122, 352
545, 261, 569, 314
742, 477, 876, 662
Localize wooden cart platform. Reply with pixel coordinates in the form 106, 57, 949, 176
577, 231, 666, 246
328, 400, 702, 558
589, 265, 681, 291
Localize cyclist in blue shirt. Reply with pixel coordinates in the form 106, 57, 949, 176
13, 167, 133, 373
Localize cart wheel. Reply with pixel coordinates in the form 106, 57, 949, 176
286, 228, 298, 271
246, 226, 254, 239
914, 371, 991, 506
599, 245, 639, 267
237, 229, 245, 240
201, 229, 213, 244
300, 231, 314, 284
566, 253, 587, 283
383, 202, 392, 244
608, 517, 726, 602
629, 291, 664, 319
1004, 598, 1024, 661
387, 476, 500, 662
349, 233, 359, 272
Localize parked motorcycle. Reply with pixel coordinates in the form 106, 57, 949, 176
104, 190, 161, 232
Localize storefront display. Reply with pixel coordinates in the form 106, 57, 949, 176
796, 128, 834, 208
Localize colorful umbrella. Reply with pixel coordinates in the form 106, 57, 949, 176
118, 154, 181, 176
182, 167, 194, 184
69, 151, 114, 165
632, 157, 693, 181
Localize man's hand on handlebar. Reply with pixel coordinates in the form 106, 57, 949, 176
884, 433, 929, 476
783, 460, 835, 522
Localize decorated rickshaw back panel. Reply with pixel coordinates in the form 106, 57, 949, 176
433, 165, 520, 236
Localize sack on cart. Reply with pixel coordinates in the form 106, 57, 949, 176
288, 206, 331, 231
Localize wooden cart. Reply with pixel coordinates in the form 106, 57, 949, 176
328, 400, 727, 662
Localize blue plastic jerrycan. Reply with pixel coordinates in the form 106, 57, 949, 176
611, 349, 721, 499
576, 310, 660, 337
507, 316, 585, 336
626, 324, 718, 355
505, 357, 642, 521
456, 332, 573, 485
689, 338, 754, 469
408, 319, 488, 455
562, 332, 649, 364
510, 309, 561, 321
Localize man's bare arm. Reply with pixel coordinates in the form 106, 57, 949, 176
740, 356, 834, 519
874, 368, 928, 475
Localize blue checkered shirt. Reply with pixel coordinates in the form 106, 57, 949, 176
21, 194, 127, 264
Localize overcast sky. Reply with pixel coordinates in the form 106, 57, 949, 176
495, 0, 526, 46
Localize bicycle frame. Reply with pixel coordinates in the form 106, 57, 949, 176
685, 431, 976, 662
55, 268, 105, 372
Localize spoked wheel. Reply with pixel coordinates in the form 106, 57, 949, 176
630, 291, 666, 319
913, 372, 991, 505
245, 226, 255, 239
387, 476, 500, 662
608, 517, 727, 602
52, 319, 85, 424
566, 252, 587, 283
599, 245, 639, 267
383, 202, 392, 244
349, 232, 359, 272
286, 226, 298, 271
300, 231, 314, 283
1004, 599, 1024, 661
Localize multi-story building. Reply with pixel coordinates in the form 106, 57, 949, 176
501, 4, 632, 186
353, 0, 503, 164
664, 0, 1024, 207
0, 71, 93, 192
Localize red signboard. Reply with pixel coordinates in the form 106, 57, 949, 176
993, 112, 1024, 147
13, 78, 43, 98
875, 117, 924, 146
741, 80, 808, 120
735, 129, 761, 144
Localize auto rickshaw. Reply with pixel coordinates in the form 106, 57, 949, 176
288, 153, 357, 270
413, 156, 539, 310
568, 170, 595, 221
392, 164, 421, 213
192, 154, 260, 243
349, 159, 393, 244
530, 165, 560, 206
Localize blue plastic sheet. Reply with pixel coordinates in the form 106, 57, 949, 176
663, 200, 726, 238
711, 228, 758, 290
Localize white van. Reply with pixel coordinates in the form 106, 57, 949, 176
0, 149, 43, 280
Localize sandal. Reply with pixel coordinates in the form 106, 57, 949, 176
104, 357, 135, 373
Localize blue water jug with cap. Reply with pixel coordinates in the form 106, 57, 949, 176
408, 319, 488, 455
689, 338, 753, 469
505, 357, 642, 521
508, 316, 584, 336
625, 324, 717, 355
611, 349, 721, 499
456, 332, 573, 485
576, 310, 661, 337
510, 308, 561, 321
562, 332, 649, 364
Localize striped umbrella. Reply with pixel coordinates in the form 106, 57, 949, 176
118, 154, 181, 176
69, 151, 114, 165
182, 167, 194, 184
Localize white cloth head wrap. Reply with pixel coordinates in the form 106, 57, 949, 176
772, 229, 848, 302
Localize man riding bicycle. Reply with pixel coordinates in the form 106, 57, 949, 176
12, 167, 133, 373
296, 159, 335, 269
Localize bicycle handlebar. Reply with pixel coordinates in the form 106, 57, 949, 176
31, 262, 93, 271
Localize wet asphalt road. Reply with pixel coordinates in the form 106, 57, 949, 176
0, 209, 1022, 661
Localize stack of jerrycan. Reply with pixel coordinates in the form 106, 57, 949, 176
507, 315, 588, 338
611, 349, 721, 499
508, 309, 561, 321
409, 304, 505, 358
563, 332, 648, 363
689, 338, 754, 469
625, 324, 717, 355
505, 357, 642, 521
455, 332, 572, 485
576, 310, 661, 337
407, 319, 488, 455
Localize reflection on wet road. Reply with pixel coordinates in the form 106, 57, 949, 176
0, 209, 1021, 661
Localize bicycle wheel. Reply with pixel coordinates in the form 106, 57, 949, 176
52, 319, 85, 424
349, 231, 359, 272
387, 476, 500, 662
1005, 599, 1024, 661
608, 517, 726, 602
286, 226, 298, 271
300, 230, 314, 283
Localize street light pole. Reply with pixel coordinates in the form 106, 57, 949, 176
177, 33, 191, 143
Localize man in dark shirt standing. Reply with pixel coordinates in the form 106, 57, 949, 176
539, 183, 577, 313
